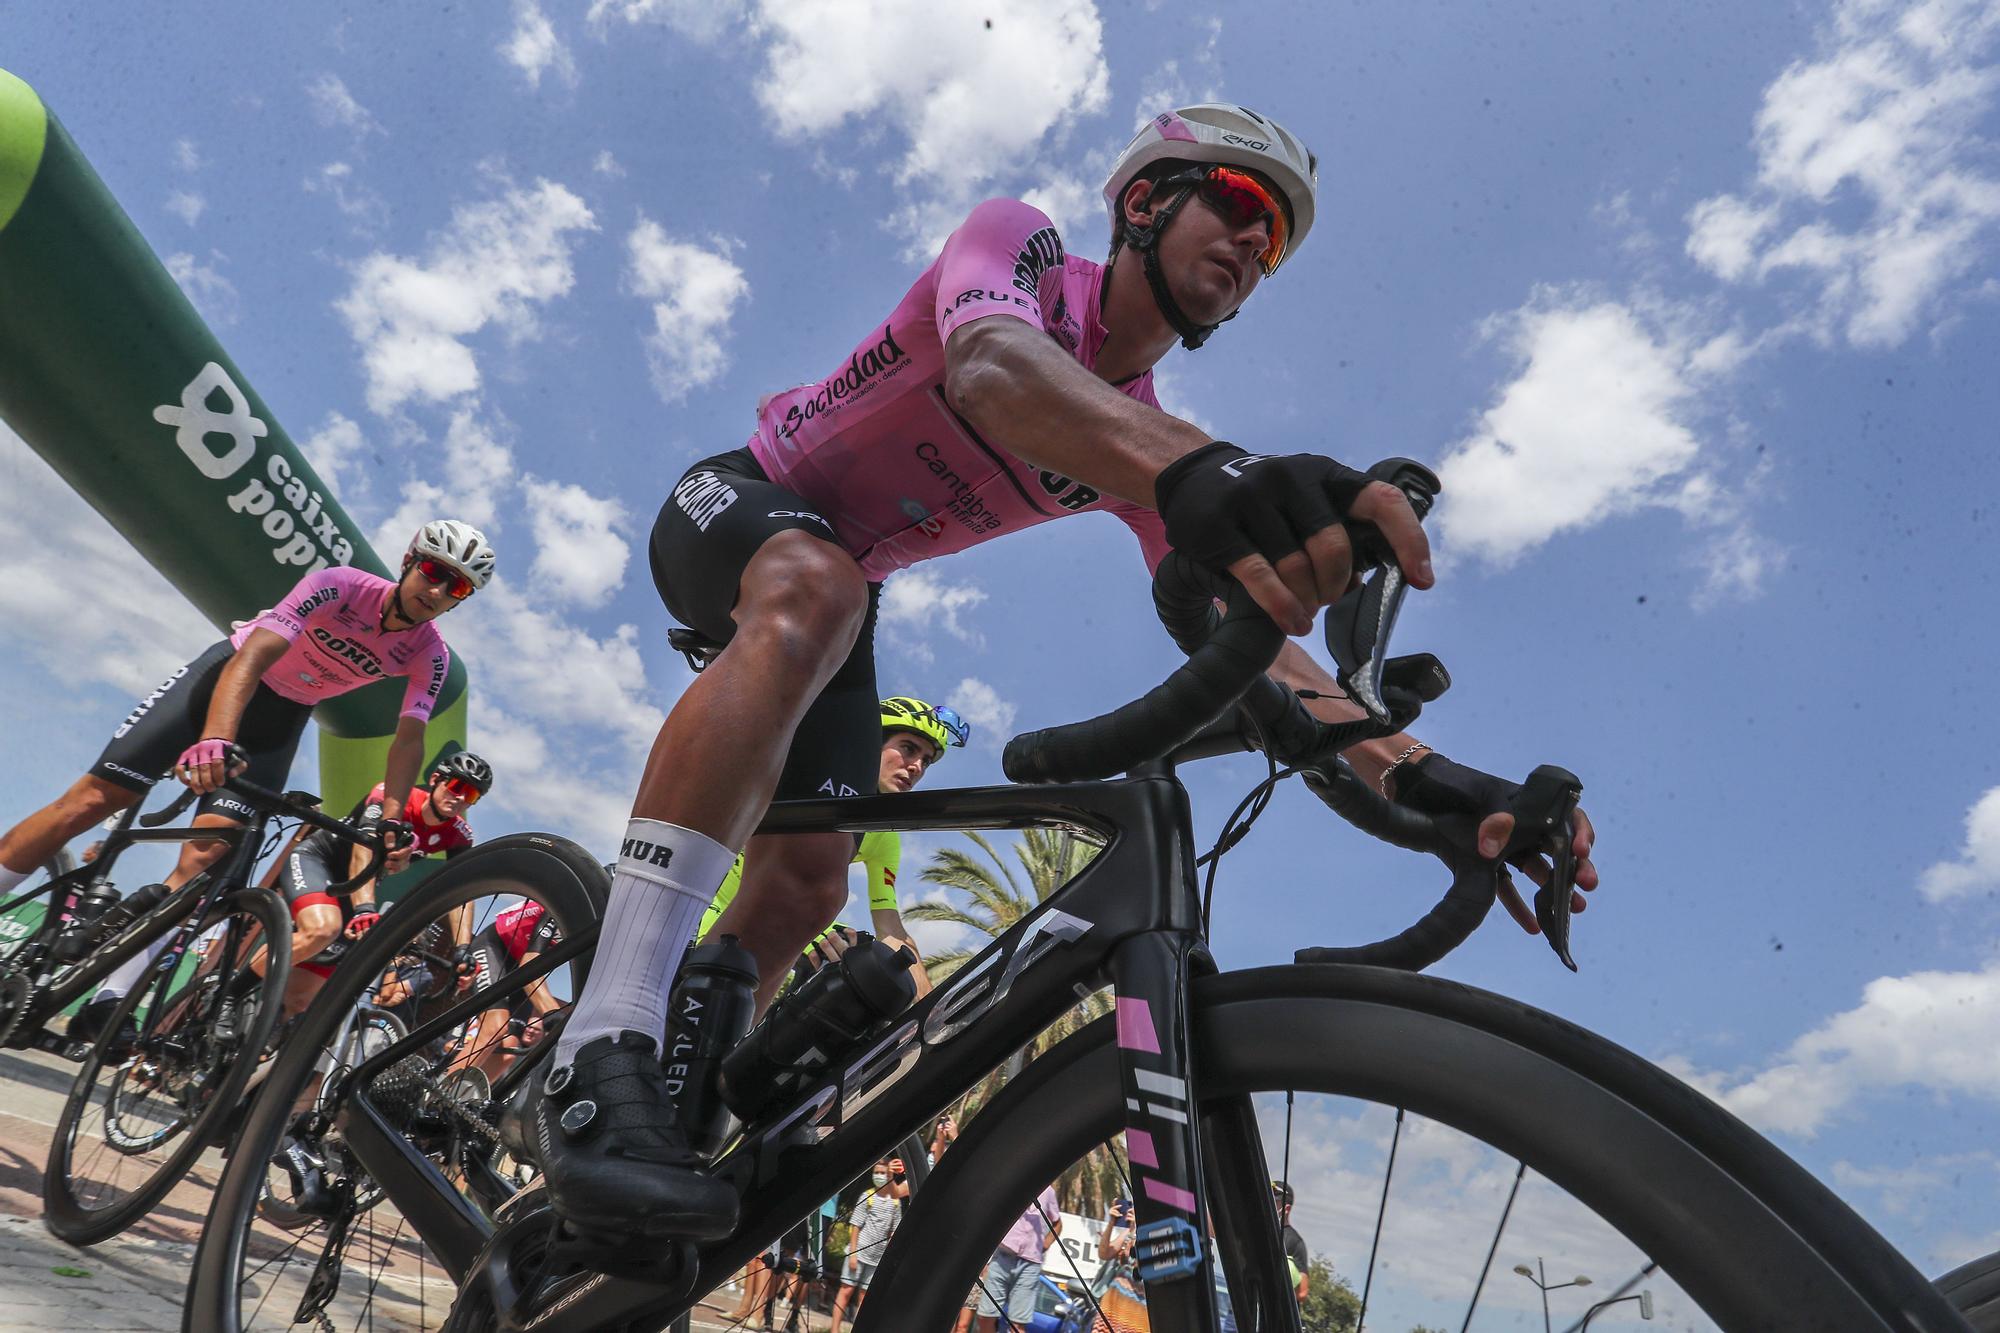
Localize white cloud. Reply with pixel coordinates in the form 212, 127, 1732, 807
448, 580, 671, 746
165, 251, 241, 326
1131, 17, 1222, 125
472, 700, 640, 853
592, 149, 625, 178
298, 411, 370, 497
338, 179, 597, 414
501, 0, 577, 88
306, 73, 383, 137
1919, 785, 2000, 901
949, 677, 1016, 741
307, 161, 390, 231
164, 189, 205, 226
591, 0, 1112, 251
586, 0, 744, 42
624, 218, 749, 403
373, 409, 515, 556
879, 569, 987, 664
522, 476, 632, 609
172, 138, 202, 173
1684, 0, 2000, 346
1436, 295, 1705, 562
0, 424, 213, 696
1665, 960, 2000, 1137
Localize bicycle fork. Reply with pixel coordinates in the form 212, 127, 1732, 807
1110, 931, 1300, 1333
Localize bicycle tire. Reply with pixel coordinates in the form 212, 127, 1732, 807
43, 885, 292, 1245
183, 835, 607, 1333
857, 965, 1969, 1333
1939, 1252, 2000, 1330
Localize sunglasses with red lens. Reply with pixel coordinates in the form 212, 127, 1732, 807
413, 558, 476, 600
438, 776, 482, 804
1166, 165, 1291, 276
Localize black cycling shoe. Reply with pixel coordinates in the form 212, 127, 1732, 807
530, 1031, 738, 1246
69, 995, 138, 1060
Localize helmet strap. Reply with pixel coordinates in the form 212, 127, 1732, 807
384, 558, 418, 632
1120, 184, 1226, 352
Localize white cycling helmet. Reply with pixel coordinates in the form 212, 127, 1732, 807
406, 519, 496, 590
1103, 104, 1319, 268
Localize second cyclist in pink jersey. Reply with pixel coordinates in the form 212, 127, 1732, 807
533, 105, 1601, 1251
0, 520, 495, 1042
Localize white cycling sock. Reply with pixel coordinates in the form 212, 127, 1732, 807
93, 935, 170, 1002
0, 865, 28, 896
553, 818, 734, 1067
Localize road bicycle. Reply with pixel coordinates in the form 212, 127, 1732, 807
183, 487, 1971, 1331
0, 762, 384, 1245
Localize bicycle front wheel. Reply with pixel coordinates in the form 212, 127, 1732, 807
43, 885, 291, 1245
859, 965, 1968, 1333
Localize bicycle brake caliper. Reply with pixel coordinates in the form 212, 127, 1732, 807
1135, 1217, 1203, 1283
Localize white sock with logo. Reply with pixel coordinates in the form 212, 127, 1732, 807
553, 818, 735, 1067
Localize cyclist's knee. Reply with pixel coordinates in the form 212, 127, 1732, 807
742, 835, 853, 927
60, 776, 134, 827
737, 534, 868, 653
292, 906, 341, 960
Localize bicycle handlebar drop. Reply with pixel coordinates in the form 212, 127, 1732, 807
137, 746, 393, 894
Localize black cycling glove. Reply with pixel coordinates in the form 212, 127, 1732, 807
1152, 441, 1372, 573
1389, 754, 1518, 823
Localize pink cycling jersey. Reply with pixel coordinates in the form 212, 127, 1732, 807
744, 198, 1172, 581
230, 566, 451, 722
492, 901, 558, 962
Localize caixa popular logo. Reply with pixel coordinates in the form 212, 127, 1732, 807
152, 362, 356, 573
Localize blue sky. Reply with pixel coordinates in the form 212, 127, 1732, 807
4, 0, 2000, 1324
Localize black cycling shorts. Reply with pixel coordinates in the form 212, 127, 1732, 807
649, 447, 881, 802
464, 925, 538, 1020
91, 639, 314, 822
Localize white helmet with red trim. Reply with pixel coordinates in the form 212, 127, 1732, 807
1102, 104, 1319, 269
406, 519, 495, 590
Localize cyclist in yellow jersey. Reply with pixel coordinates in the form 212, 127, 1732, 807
701, 696, 962, 1010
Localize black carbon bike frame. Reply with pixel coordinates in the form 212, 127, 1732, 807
340, 739, 1295, 1333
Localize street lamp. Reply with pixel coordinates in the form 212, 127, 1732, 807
1514, 1260, 1592, 1333
1579, 1291, 1655, 1328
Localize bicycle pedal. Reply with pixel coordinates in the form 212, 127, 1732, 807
1135, 1217, 1203, 1282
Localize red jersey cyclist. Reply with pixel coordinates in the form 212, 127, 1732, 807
45, 520, 496, 1045
530, 105, 1600, 1250
272, 749, 492, 1019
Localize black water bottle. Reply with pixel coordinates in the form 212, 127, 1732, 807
663, 936, 760, 1156
718, 936, 917, 1122
49, 882, 122, 963
88, 882, 171, 944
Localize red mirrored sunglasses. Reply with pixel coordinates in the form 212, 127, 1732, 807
1164, 165, 1291, 276
437, 776, 483, 804
413, 558, 476, 600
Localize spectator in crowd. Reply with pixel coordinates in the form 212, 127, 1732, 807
975, 1183, 1062, 1332
928, 1111, 959, 1165
1273, 1179, 1309, 1300
829, 1161, 902, 1333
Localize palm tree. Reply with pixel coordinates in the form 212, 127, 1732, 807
906, 828, 1129, 1218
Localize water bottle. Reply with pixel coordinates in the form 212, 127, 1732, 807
663, 936, 760, 1155
87, 882, 171, 944
719, 936, 917, 1122
49, 881, 122, 963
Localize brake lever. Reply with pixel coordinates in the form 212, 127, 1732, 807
1325, 459, 1440, 726
1498, 765, 1585, 972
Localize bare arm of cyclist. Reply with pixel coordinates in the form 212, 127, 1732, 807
177, 628, 291, 792
376, 717, 427, 825
945, 317, 1209, 507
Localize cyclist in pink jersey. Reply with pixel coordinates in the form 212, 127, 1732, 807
532, 105, 1600, 1252
0, 521, 495, 1041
